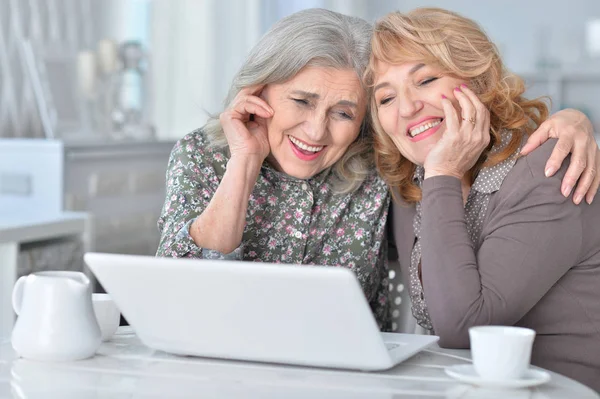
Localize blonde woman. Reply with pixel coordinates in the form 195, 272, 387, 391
366, 8, 600, 390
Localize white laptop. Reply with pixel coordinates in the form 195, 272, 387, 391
84, 252, 439, 371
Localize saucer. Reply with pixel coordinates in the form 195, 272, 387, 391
445, 364, 551, 389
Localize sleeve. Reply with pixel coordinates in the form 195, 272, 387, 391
156, 132, 243, 259
419, 164, 582, 348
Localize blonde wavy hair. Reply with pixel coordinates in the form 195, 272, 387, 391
364, 8, 549, 203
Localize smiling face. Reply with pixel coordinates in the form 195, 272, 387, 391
373, 61, 467, 166
259, 66, 367, 179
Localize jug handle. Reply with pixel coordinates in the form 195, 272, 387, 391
12, 276, 27, 316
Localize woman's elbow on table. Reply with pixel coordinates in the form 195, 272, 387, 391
436, 332, 470, 349
433, 321, 471, 349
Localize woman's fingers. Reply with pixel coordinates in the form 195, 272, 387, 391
441, 94, 460, 136
545, 132, 576, 178
453, 87, 476, 129
521, 120, 551, 156
453, 85, 490, 149
586, 152, 600, 204
425, 93, 484, 179
483, 103, 491, 140
551, 139, 584, 198
221, 87, 274, 138
221, 100, 268, 131
231, 96, 273, 120
220, 85, 273, 160
232, 85, 273, 118
458, 85, 490, 138
571, 142, 597, 204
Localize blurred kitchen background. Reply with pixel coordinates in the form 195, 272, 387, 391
0, 0, 599, 275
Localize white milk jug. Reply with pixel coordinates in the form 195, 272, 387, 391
12, 271, 101, 361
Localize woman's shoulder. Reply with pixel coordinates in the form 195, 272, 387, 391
171, 129, 230, 172
345, 170, 391, 212
357, 168, 390, 195
508, 138, 562, 182
173, 128, 222, 155
518, 139, 561, 178
497, 138, 564, 200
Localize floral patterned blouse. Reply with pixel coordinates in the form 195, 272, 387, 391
157, 129, 392, 329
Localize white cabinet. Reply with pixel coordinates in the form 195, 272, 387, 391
62, 140, 175, 255
0, 139, 175, 257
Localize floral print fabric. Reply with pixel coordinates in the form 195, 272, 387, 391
157, 130, 392, 329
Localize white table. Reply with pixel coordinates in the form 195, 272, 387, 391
0, 212, 90, 339
0, 328, 597, 398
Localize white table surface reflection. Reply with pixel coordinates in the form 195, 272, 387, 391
0, 327, 597, 398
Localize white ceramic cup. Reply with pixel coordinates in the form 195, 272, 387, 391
92, 293, 120, 341
469, 326, 536, 381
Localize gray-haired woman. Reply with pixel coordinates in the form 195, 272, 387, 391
157, 8, 599, 330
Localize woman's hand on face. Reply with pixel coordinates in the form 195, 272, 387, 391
520, 109, 599, 204
424, 85, 491, 180
220, 85, 274, 161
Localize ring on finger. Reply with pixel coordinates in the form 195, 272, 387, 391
462, 116, 476, 125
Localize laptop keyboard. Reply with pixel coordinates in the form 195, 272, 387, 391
385, 343, 400, 351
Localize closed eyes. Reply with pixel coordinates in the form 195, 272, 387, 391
379, 97, 394, 106
337, 111, 353, 120
292, 98, 309, 105
292, 98, 354, 120
418, 77, 438, 86
377, 76, 439, 106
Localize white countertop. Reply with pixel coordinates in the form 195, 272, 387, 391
0, 327, 597, 398
0, 212, 87, 244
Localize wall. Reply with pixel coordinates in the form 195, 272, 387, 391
0, 0, 100, 138
366, 0, 600, 134
151, 0, 262, 140
260, 0, 600, 133
148, 0, 600, 139
366, 0, 600, 74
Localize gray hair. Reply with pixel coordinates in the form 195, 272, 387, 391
204, 8, 374, 194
